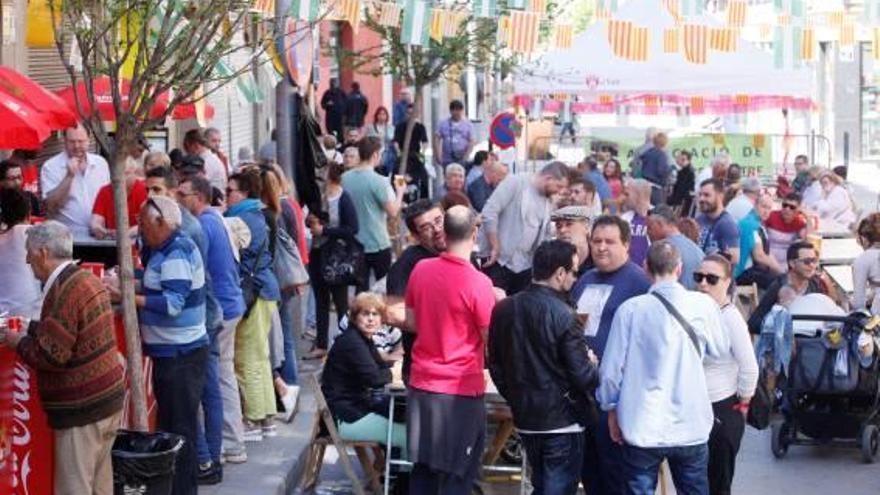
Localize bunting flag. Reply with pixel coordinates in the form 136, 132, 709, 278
401, 0, 431, 46
599, 94, 614, 105
607, 19, 632, 59
630, 26, 649, 62
290, 0, 320, 21
841, 21, 855, 46
508, 0, 527, 9
827, 11, 844, 31
376, 2, 402, 27
554, 24, 574, 49
443, 11, 467, 38
595, 0, 617, 20
874, 27, 880, 61
331, 0, 361, 32
801, 25, 815, 61
774, 0, 804, 19
528, 0, 547, 14
509, 11, 540, 53
474, 0, 497, 19
430, 8, 446, 42
867, 0, 880, 24
252, 0, 275, 14
680, 0, 704, 18
777, 14, 791, 26
663, 0, 680, 22
683, 23, 708, 64
498, 15, 512, 45
759, 23, 772, 41
726, 1, 747, 28
772, 25, 805, 69
710, 27, 736, 52
663, 27, 679, 53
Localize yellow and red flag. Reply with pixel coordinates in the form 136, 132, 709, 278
727, 0, 747, 28
683, 23, 709, 64
509, 11, 540, 53
554, 24, 574, 49
710, 27, 736, 52
663, 28, 680, 53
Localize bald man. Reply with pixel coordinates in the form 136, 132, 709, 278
41, 127, 110, 238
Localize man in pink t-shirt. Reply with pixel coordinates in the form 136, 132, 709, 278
404, 205, 496, 492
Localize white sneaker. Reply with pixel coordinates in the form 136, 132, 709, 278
261, 422, 278, 437
223, 450, 248, 464
243, 426, 263, 443
280, 385, 300, 423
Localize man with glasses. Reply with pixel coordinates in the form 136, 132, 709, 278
747, 241, 832, 334
765, 192, 812, 270
0, 159, 41, 216
791, 155, 811, 193
488, 240, 599, 494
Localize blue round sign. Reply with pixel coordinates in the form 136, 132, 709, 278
490, 112, 519, 150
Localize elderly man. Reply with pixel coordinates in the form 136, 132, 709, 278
571, 215, 651, 495
183, 129, 226, 192
552, 205, 593, 277
482, 161, 569, 295
1, 221, 124, 495
0, 159, 41, 216
621, 179, 653, 267
488, 240, 599, 494
726, 177, 763, 223
646, 205, 704, 290
405, 206, 497, 493
41, 126, 110, 237
599, 241, 729, 495
467, 157, 508, 213
131, 195, 209, 495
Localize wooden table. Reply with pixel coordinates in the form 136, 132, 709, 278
824, 264, 854, 295
819, 238, 863, 265
816, 220, 854, 239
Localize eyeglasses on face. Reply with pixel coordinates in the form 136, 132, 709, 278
796, 257, 818, 266
693, 272, 721, 285
782, 203, 799, 210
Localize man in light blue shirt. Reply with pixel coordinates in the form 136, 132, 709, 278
598, 240, 728, 495
646, 205, 704, 290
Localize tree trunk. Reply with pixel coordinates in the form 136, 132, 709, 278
111, 127, 148, 431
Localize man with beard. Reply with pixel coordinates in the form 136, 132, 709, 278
384, 200, 447, 383
696, 178, 741, 265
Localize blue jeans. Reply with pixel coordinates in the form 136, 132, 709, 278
622, 443, 709, 495
196, 326, 223, 464
278, 292, 299, 385
520, 432, 583, 495
582, 410, 625, 495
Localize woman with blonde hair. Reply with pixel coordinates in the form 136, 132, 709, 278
811, 170, 856, 227
321, 292, 406, 448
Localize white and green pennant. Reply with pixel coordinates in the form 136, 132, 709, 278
290, 0, 320, 22
507, 0, 527, 9
401, 0, 431, 46
680, 0, 704, 17
866, 0, 880, 24
473, 0, 497, 19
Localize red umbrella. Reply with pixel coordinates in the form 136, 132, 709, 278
172, 102, 216, 121
57, 76, 214, 122
0, 93, 52, 150
0, 67, 78, 129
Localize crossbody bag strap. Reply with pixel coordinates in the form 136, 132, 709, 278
651, 292, 701, 355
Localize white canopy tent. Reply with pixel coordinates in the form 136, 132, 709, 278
514, 0, 812, 105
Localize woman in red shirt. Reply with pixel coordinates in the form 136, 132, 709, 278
89, 157, 147, 240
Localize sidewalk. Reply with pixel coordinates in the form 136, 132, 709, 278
200, 362, 320, 495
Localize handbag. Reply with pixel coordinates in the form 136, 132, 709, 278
319, 235, 365, 286
240, 240, 267, 317
273, 227, 310, 294
747, 371, 773, 430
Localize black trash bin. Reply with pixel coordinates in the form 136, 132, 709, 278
112, 430, 184, 495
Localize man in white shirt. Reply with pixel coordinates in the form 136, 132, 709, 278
598, 240, 729, 495
183, 129, 226, 192
725, 176, 762, 223
41, 126, 110, 238
694, 154, 730, 196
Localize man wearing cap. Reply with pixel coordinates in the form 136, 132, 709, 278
725, 176, 762, 224
552, 205, 593, 277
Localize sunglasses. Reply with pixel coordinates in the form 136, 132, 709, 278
693, 272, 722, 285
796, 257, 818, 266
782, 203, 799, 210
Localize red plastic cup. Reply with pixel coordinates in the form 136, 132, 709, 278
81, 262, 105, 279
7, 317, 21, 333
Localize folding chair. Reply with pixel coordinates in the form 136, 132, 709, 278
300, 373, 385, 494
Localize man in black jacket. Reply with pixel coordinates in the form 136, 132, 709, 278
343, 81, 369, 129
320, 79, 347, 141
488, 240, 599, 495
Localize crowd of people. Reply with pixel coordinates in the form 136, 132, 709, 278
0, 100, 871, 495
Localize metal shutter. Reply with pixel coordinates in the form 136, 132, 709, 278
26, 46, 71, 160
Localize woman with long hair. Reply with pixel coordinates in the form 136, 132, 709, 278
853, 213, 880, 315
694, 254, 759, 495
0, 188, 41, 320
603, 158, 624, 200
367, 106, 396, 176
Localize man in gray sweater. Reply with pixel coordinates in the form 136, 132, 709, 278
482, 161, 569, 295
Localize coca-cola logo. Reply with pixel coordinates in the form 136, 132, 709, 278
10, 363, 33, 495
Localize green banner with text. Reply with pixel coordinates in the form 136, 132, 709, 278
604, 134, 773, 172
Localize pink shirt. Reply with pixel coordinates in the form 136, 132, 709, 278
405, 253, 496, 396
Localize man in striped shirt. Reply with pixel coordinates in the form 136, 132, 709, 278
137, 195, 208, 495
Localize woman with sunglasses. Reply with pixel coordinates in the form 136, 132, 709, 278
693, 254, 759, 495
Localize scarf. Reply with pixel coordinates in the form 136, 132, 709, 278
225, 198, 263, 218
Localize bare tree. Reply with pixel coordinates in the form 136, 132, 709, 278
47, 0, 295, 430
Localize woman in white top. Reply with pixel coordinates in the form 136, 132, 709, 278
366, 106, 396, 176
0, 188, 42, 320
812, 170, 856, 228
853, 214, 880, 314
693, 254, 759, 495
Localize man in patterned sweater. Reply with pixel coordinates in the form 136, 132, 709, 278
1, 220, 124, 495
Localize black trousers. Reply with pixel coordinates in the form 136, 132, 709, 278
152, 346, 208, 495
409, 464, 475, 495
312, 280, 349, 350
708, 395, 746, 495
357, 248, 392, 294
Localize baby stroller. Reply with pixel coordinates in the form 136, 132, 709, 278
769, 312, 880, 463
